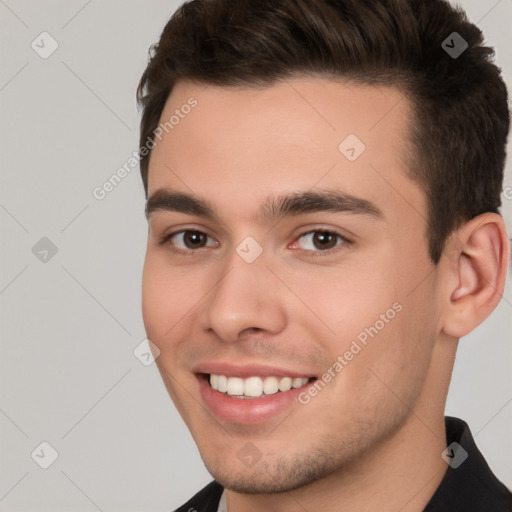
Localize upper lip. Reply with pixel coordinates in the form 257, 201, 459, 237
193, 361, 316, 379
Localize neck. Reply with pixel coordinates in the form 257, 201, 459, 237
226, 409, 448, 512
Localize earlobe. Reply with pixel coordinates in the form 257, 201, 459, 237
441, 213, 509, 339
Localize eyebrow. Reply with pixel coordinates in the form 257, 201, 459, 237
145, 188, 383, 222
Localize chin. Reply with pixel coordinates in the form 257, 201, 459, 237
202, 449, 343, 495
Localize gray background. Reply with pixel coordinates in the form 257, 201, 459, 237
0, 1, 511, 510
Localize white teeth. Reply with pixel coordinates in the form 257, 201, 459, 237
226, 377, 244, 396
244, 377, 263, 397
208, 374, 309, 398
217, 375, 228, 393
278, 377, 292, 392
263, 376, 279, 395
292, 377, 304, 389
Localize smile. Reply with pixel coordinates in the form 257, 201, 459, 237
194, 364, 318, 423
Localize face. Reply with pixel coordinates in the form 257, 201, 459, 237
142, 78, 443, 493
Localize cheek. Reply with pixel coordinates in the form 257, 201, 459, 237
285, 261, 401, 345
141, 256, 185, 343
342, 290, 437, 405
141, 254, 216, 351
301, 260, 435, 392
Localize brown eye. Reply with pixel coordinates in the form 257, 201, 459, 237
163, 230, 218, 251
295, 230, 348, 252
312, 231, 338, 250
183, 231, 207, 248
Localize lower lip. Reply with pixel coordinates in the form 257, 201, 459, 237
197, 375, 311, 425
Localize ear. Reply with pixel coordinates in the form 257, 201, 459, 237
440, 213, 510, 338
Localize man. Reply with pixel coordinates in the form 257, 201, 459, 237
137, 0, 512, 510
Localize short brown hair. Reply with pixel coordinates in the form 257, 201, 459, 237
137, 0, 509, 263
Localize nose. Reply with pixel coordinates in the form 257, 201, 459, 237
199, 249, 288, 343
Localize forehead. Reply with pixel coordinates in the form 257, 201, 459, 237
147, 77, 425, 226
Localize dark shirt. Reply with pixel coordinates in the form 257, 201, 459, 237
174, 417, 512, 511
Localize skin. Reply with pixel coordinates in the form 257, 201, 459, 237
141, 78, 509, 512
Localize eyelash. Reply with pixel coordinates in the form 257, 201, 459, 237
158, 229, 351, 257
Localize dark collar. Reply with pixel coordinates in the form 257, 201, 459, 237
175, 417, 512, 511
174, 479, 223, 512
424, 416, 512, 511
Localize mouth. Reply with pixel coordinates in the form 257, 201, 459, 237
195, 370, 317, 424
